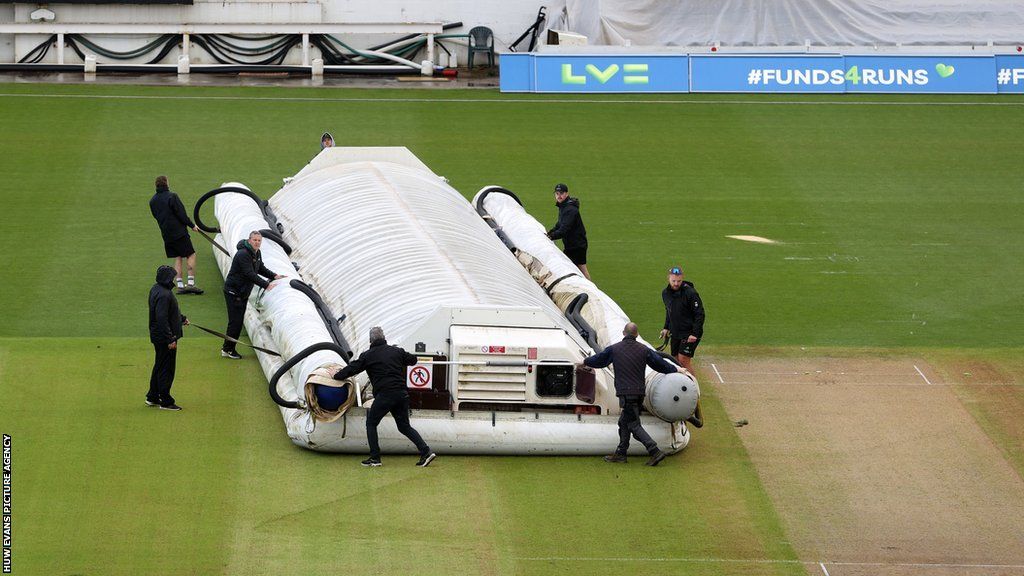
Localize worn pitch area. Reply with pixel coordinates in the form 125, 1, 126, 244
705, 354, 1024, 576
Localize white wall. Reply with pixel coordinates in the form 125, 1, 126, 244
1, 0, 544, 65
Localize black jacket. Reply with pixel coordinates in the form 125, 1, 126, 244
662, 281, 705, 339
149, 266, 186, 344
224, 239, 276, 300
149, 185, 194, 241
584, 335, 677, 397
547, 197, 588, 251
333, 340, 418, 395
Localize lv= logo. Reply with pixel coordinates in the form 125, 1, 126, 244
561, 63, 650, 85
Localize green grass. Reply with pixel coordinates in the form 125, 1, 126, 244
1, 337, 801, 575
2, 82, 1023, 575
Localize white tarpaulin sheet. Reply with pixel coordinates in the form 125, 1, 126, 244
545, 0, 1024, 47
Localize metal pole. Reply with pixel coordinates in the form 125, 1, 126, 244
419, 360, 577, 367
56, 32, 64, 64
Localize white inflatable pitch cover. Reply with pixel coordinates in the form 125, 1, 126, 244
210, 148, 690, 454
473, 186, 701, 424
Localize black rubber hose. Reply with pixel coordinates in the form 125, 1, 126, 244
0, 63, 418, 74
474, 187, 522, 252
365, 21, 463, 52
147, 36, 183, 64
257, 229, 292, 256
475, 186, 523, 213
64, 37, 87, 62
17, 35, 55, 64
191, 35, 300, 66
288, 280, 354, 359
68, 33, 178, 60
192, 186, 267, 233
565, 293, 600, 350
687, 402, 704, 428
268, 341, 349, 409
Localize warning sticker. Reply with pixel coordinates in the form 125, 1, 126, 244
407, 364, 432, 389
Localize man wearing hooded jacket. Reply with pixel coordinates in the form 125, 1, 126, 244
221, 231, 283, 359
149, 175, 203, 294
148, 265, 189, 410
546, 183, 591, 280
659, 266, 705, 371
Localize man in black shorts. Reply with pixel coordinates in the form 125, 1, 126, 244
546, 183, 590, 279
149, 175, 203, 294
660, 266, 705, 371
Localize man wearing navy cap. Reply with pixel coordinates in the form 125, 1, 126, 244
546, 183, 591, 279
660, 266, 705, 371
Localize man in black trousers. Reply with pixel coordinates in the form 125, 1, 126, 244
584, 322, 686, 466
148, 265, 189, 411
221, 231, 283, 359
546, 183, 591, 280
333, 326, 436, 468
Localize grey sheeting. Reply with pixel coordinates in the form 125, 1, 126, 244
545, 0, 1024, 47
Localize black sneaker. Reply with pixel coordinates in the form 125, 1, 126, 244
603, 453, 628, 463
175, 286, 189, 294
221, 349, 243, 360
361, 458, 382, 467
645, 450, 668, 467
184, 285, 204, 295
145, 399, 159, 407
416, 452, 437, 467
160, 404, 183, 411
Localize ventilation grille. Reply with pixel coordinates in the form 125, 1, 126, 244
456, 353, 528, 402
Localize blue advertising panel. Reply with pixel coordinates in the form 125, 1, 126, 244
501, 53, 1013, 94
690, 55, 846, 93
843, 55, 995, 93
530, 54, 688, 93
498, 53, 534, 92
995, 55, 1024, 93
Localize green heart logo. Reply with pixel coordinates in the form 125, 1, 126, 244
935, 63, 955, 78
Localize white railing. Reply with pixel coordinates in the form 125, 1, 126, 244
0, 22, 444, 70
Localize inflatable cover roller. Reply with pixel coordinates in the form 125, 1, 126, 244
646, 372, 700, 423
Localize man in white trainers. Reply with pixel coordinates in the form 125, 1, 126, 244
148, 175, 203, 295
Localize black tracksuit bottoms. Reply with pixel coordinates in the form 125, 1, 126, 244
223, 291, 248, 352
366, 390, 430, 459
617, 395, 658, 455
148, 343, 177, 406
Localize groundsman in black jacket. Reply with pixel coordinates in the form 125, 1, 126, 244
333, 327, 436, 468
221, 231, 282, 359
584, 322, 683, 466
660, 266, 705, 371
149, 175, 202, 294
546, 183, 591, 280
147, 265, 188, 410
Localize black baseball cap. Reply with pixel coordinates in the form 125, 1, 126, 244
554, 183, 568, 193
